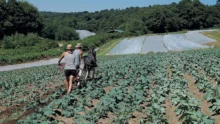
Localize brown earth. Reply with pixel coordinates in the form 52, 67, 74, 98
184, 74, 220, 124
167, 63, 172, 80
209, 78, 217, 86
92, 99, 100, 108
107, 112, 116, 120
163, 99, 181, 124
128, 111, 144, 124
2, 108, 35, 124
0, 104, 25, 120
97, 118, 113, 124
104, 86, 113, 94
199, 69, 217, 86
184, 74, 212, 117
97, 112, 116, 124
165, 62, 182, 123
0, 106, 7, 112
213, 114, 220, 124
54, 114, 74, 124
84, 106, 92, 111
0, 82, 64, 124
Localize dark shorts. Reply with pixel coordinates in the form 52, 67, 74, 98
64, 70, 77, 80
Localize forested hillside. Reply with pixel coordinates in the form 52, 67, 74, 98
41, 0, 220, 36
0, 0, 42, 39
0, 0, 79, 41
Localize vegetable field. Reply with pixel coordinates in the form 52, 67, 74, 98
1, 48, 220, 124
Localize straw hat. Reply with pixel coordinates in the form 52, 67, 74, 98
66, 44, 73, 50
75, 43, 83, 48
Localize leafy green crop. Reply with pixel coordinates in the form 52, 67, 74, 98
1, 48, 220, 123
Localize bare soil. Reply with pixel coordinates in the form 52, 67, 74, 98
97, 118, 113, 124
199, 69, 217, 86
163, 99, 181, 124
209, 77, 217, 86
185, 74, 220, 124
213, 114, 220, 124
0, 82, 64, 124
0, 106, 7, 112
167, 63, 172, 80
92, 99, 100, 108
0, 105, 25, 120
55, 114, 74, 124
104, 86, 113, 94
107, 112, 116, 120
184, 74, 212, 117
128, 111, 144, 124
84, 106, 92, 111
2, 108, 35, 124
164, 62, 182, 123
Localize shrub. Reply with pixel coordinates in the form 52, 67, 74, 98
1, 33, 41, 49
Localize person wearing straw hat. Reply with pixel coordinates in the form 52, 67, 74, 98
74, 43, 83, 61
73, 43, 84, 84
58, 44, 79, 95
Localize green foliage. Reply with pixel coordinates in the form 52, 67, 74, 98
55, 26, 79, 41
1, 48, 220, 123
40, 22, 57, 39
41, 1, 220, 34
0, 0, 43, 39
1, 33, 40, 49
125, 19, 148, 35
0, 33, 60, 65
40, 21, 79, 41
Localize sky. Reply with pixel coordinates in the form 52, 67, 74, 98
28, 0, 216, 13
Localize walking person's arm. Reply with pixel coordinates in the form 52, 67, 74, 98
58, 52, 65, 65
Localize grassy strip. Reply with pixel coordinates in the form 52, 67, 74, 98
97, 38, 123, 56
201, 31, 220, 48
0, 48, 61, 65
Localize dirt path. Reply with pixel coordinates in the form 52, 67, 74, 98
200, 69, 217, 86
184, 74, 212, 117
164, 63, 181, 123
164, 99, 181, 124
104, 86, 113, 94
167, 63, 172, 80
185, 74, 220, 124
0, 58, 61, 72
128, 111, 144, 124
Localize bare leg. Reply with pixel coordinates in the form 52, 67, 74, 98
67, 75, 74, 95
65, 80, 69, 94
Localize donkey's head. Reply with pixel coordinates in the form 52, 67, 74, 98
88, 47, 97, 57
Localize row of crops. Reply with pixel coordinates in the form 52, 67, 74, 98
0, 48, 220, 123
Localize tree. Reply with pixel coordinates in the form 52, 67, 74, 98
40, 22, 57, 39
126, 19, 147, 35
146, 6, 178, 33
0, 0, 43, 38
0, 0, 7, 38
55, 26, 79, 41
17, 1, 43, 34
